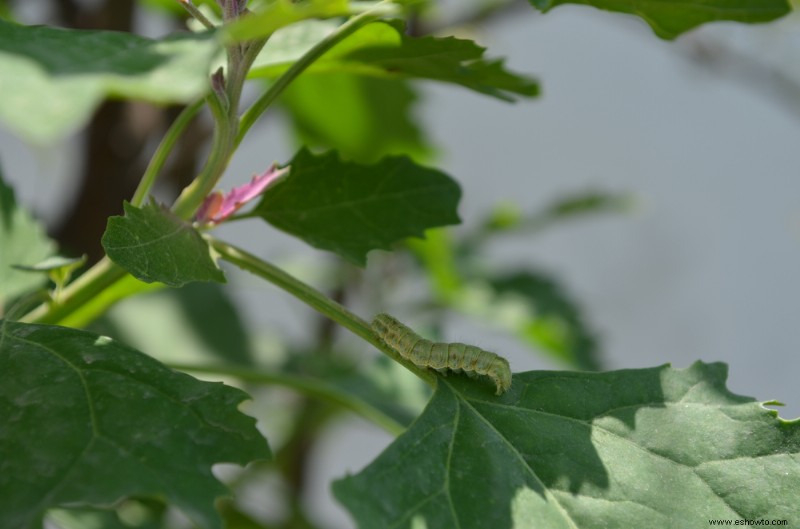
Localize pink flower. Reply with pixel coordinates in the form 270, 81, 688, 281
196, 164, 288, 225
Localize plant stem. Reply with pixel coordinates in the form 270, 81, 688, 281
171, 94, 235, 220
168, 362, 405, 435
209, 237, 437, 386
18, 5, 392, 327
177, 0, 216, 30
131, 99, 205, 207
235, 4, 387, 147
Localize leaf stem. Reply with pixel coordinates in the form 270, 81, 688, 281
131, 99, 205, 207
177, 0, 216, 30
168, 362, 405, 435
209, 237, 437, 386
235, 4, 388, 147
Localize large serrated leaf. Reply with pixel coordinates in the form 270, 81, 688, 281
254, 149, 461, 265
528, 0, 790, 40
102, 202, 226, 287
0, 169, 55, 306
251, 20, 539, 101
334, 362, 799, 528
0, 320, 270, 529
0, 21, 219, 143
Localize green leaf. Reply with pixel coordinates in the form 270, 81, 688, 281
251, 18, 333, 68
224, 0, 349, 41
281, 72, 433, 163
0, 20, 219, 143
479, 191, 633, 237
527, 0, 791, 40
0, 170, 55, 307
489, 270, 601, 370
0, 320, 270, 529
102, 202, 226, 287
251, 20, 539, 101
405, 228, 464, 300
138, 0, 220, 16
334, 362, 800, 528
254, 149, 462, 265
11, 255, 85, 273
13, 255, 87, 298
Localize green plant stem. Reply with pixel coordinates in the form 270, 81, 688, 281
131, 99, 205, 207
210, 237, 436, 386
18, 5, 391, 327
172, 94, 235, 220
178, 0, 216, 30
23, 99, 207, 324
235, 4, 387, 147
168, 362, 405, 435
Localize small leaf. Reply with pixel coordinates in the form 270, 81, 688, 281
102, 202, 226, 287
0, 21, 219, 143
0, 320, 270, 529
254, 149, 462, 265
251, 20, 539, 101
334, 362, 800, 528
13, 255, 88, 301
527, 0, 790, 40
0, 170, 55, 306
11, 255, 86, 273
480, 191, 633, 236
490, 270, 601, 370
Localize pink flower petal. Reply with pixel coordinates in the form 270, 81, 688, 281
195, 191, 224, 224
195, 164, 288, 225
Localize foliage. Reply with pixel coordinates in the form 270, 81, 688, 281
0, 20, 218, 142
102, 202, 226, 287
335, 362, 799, 528
0, 170, 55, 307
254, 148, 462, 265
0, 320, 269, 529
0, 1, 796, 528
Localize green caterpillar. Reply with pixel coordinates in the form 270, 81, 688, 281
372, 313, 512, 395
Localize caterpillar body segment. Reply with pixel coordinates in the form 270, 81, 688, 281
371, 313, 512, 395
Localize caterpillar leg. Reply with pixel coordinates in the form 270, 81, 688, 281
488, 358, 512, 395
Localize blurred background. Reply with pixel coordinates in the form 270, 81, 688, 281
2, 1, 799, 528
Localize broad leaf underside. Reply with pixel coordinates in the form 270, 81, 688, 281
335, 362, 799, 528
